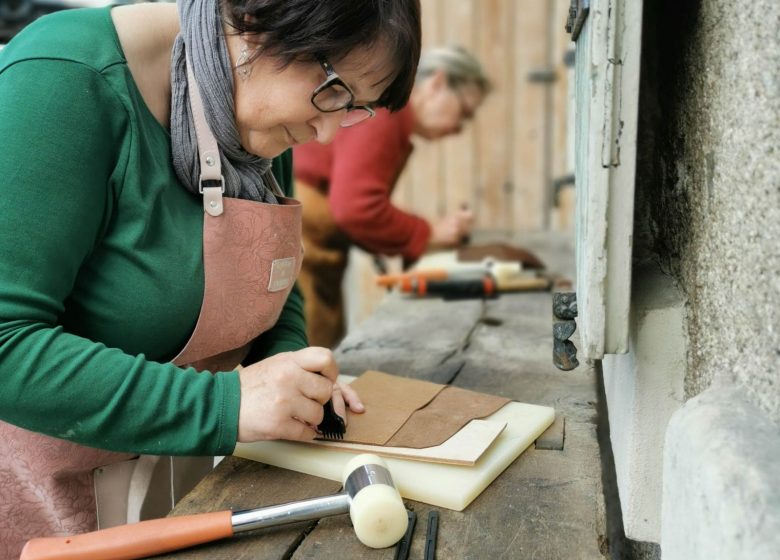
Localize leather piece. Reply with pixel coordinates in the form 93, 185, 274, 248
342, 371, 510, 450
385, 386, 510, 448
457, 243, 546, 270
296, 179, 351, 348
173, 196, 302, 370
186, 62, 221, 183
0, 422, 135, 560
186, 345, 251, 376
343, 371, 445, 445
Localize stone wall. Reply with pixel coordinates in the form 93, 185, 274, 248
634, 0, 779, 421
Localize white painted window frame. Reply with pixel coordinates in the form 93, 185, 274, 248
574, 0, 644, 359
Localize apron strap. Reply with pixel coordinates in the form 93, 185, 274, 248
126, 455, 163, 524
186, 58, 224, 217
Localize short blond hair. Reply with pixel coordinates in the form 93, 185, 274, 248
416, 45, 491, 94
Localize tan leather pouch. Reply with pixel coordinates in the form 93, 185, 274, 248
343, 370, 510, 449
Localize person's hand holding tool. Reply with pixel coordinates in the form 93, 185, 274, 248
429, 205, 474, 249
236, 347, 363, 442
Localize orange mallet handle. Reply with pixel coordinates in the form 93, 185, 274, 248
20, 510, 233, 560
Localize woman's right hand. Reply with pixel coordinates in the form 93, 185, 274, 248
429, 207, 474, 249
236, 347, 339, 443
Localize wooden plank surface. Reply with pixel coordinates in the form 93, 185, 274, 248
156, 459, 342, 560
161, 231, 606, 559
441, 0, 478, 217
550, 0, 575, 232
512, 0, 548, 232
473, 0, 513, 231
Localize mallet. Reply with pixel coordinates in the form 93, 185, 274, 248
21, 454, 408, 559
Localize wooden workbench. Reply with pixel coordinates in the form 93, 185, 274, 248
158, 232, 608, 559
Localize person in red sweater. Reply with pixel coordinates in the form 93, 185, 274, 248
294, 45, 490, 348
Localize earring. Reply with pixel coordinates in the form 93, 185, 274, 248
235, 42, 252, 80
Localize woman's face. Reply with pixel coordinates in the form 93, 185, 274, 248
229, 38, 394, 159
413, 70, 484, 140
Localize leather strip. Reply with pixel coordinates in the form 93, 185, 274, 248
186, 58, 223, 215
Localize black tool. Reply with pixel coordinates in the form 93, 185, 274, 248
401, 275, 499, 300
317, 399, 345, 439
424, 510, 439, 560
393, 509, 417, 560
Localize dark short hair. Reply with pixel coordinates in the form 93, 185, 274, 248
221, 0, 421, 111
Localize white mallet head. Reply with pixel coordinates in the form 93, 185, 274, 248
341, 454, 408, 548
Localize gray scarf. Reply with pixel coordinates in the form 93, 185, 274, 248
170, 0, 278, 203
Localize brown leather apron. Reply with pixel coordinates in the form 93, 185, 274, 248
296, 143, 412, 349
0, 64, 302, 560
296, 178, 352, 349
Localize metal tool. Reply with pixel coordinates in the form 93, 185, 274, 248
376, 260, 523, 288
424, 510, 439, 560
20, 454, 408, 559
317, 399, 346, 439
400, 275, 500, 300
389, 254, 551, 299
394, 509, 417, 560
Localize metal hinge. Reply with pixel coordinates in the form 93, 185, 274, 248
565, 0, 590, 41
527, 69, 557, 83
552, 174, 576, 207
553, 292, 579, 370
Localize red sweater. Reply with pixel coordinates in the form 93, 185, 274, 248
293, 105, 431, 262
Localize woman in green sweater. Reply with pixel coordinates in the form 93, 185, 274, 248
0, 0, 420, 555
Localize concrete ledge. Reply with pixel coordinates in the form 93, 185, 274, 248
662, 386, 780, 559
602, 263, 686, 542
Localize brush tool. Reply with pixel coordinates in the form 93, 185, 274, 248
317, 399, 346, 439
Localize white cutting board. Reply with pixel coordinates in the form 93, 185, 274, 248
234, 378, 554, 511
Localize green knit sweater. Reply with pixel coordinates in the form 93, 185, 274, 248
0, 8, 307, 456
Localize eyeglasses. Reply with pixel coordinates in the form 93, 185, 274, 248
311, 57, 376, 128
452, 87, 476, 121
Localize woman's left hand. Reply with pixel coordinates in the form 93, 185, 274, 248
331, 378, 365, 424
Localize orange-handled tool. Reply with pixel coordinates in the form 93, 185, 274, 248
377, 262, 526, 289
399, 275, 498, 299
21, 454, 407, 559
20, 511, 233, 560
